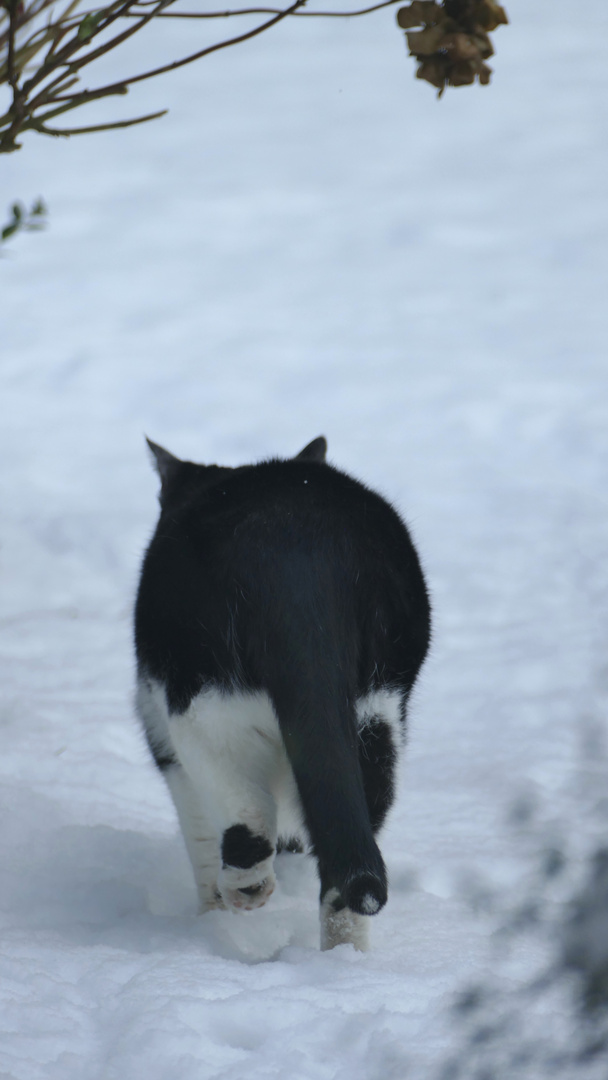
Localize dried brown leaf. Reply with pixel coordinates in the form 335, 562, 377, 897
441, 31, 478, 61
476, 0, 508, 31
399, 0, 507, 93
447, 58, 476, 85
416, 54, 448, 89
471, 29, 493, 58
396, 1, 442, 30
406, 23, 446, 56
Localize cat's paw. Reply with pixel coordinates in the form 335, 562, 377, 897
218, 857, 276, 912
222, 875, 276, 912
320, 888, 370, 951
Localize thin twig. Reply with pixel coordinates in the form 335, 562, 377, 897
26, 57, 85, 109
105, 0, 309, 91
25, 0, 175, 113
21, 0, 151, 99
29, 0, 309, 112
32, 81, 128, 122
32, 107, 167, 134
7, 0, 19, 95
45, 0, 84, 58
61, 0, 174, 76
128, 0, 400, 15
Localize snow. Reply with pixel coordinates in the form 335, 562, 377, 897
2, 0, 608, 1076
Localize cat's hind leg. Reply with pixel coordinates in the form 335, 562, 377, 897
164, 765, 225, 913
135, 677, 224, 913
169, 688, 282, 914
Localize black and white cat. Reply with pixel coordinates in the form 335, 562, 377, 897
134, 436, 430, 950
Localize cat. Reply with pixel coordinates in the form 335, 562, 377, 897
134, 436, 430, 950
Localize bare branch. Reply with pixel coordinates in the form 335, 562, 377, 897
31, 107, 167, 135
21, 0, 156, 99
40, 0, 310, 108
126, 1, 401, 18
1, 0, 310, 151
112, 0, 309, 91
32, 81, 128, 122
7, 0, 20, 94
56, 0, 175, 78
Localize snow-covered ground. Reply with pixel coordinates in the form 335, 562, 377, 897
1, 1, 608, 1076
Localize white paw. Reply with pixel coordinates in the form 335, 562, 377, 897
320, 889, 370, 951
218, 856, 276, 912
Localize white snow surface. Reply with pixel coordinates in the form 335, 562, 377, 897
2, 1, 608, 1076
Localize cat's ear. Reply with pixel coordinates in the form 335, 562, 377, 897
146, 438, 182, 492
295, 436, 327, 463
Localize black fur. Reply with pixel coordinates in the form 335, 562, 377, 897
135, 437, 430, 921
222, 825, 273, 869
277, 837, 304, 854
358, 719, 397, 832
149, 744, 179, 771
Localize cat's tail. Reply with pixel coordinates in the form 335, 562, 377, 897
267, 657, 387, 917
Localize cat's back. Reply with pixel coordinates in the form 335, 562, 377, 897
136, 448, 430, 707
150, 457, 413, 566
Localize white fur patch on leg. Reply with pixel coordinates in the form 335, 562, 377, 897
320, 889, 370, 952
356, 687, 404, 741
164, 765, 223, 914
358, 891, 381, 915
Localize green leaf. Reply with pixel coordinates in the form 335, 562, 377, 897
77, 11, 104, 42
1, 198, 48, 244
1, 222, 20, 241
